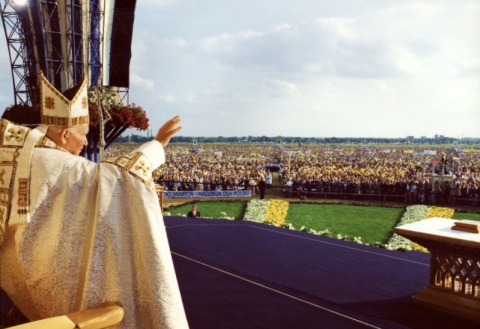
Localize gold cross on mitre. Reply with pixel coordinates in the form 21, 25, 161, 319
39, 71, 90, 127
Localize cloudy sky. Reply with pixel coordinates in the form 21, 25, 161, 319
1, 1, 479, 138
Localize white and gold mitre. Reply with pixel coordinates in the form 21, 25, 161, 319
40, 72, 90, 127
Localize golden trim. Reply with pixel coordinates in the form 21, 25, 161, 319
35, 136, 64, 150
0, 187, 10, 206
17, 178, 29, 207
0, 119, 31, 147
102, 153, 154, 188
41, 115, 90, 127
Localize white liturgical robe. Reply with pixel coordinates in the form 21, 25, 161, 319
0, 120, 189, 328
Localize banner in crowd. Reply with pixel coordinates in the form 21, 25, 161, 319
164, 190, 252, 198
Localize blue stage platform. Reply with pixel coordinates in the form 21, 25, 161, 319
165, 216, 478, 329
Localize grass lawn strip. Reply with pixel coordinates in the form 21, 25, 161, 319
285, 203, 403, 246
166, 201, 480, 250
165, 201, 246, 220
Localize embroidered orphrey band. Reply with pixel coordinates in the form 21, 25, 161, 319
41, 115, 89, 127
17, 177, 29, 214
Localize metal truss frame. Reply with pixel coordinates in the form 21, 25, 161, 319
1, 0, 36, 105
89, 0, 104, 86
65, 0, 84, 87
1, 0, 130, 108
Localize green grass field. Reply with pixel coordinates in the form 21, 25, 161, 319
452, 212, 480, 221
167, 201, 247, 220
167, 201, 480, 245
285, 204, 404, 245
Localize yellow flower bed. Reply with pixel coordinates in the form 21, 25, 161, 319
264, 200, 289, 226
425, 206, 455, 219
410, 206, 455, 252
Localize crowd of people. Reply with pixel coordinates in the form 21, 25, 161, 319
279, 147, 479, 206
106, 143, 480, 207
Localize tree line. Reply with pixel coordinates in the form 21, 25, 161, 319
116, 134, 479, 145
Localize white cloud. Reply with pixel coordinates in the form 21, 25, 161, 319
130, 74, 155, 91
157, 94, 176, 103
456, 59, 480, 78
164, 38, 190, 50
169, 10, 431, 81
142, 0, 177, 6
312, 101, 323, 113
373, 80, 396, 95
133, 2, 480, 137
201, 33, 234, 53
388, 45, 422, 77
119, 1, 480, 137
265, 79, 301, 98
311, 17, 357, 40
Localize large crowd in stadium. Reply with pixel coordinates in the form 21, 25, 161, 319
107, 142, 480, 207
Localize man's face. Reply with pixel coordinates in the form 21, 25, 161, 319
64, 124, 89, 156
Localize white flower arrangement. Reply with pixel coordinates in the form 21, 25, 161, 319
243, 199, 290, 226
352, 236, 363, 244
281, 223, 296, 230
312, 228, 331, 236
174, 213, 186, 217
88, 86, 124, 109
243, 200, 269, 223
384, 205, 429, 251
219, 211, 235, 220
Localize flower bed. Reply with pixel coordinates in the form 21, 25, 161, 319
264, 200, 289, 226
384, 205, 455, 251
243, 200, 269, 223
244, 199, 289, 226
426, 206, 455, 219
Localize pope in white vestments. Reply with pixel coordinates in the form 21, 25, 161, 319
0, 73, 189, 328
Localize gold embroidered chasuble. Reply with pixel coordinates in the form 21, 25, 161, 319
0, 119, 189, 328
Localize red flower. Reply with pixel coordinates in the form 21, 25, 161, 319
89, 103, 149, 131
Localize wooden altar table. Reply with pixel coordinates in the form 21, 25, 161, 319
394, 217, 480, 323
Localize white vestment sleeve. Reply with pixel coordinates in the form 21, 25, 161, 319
135, 140, 165, 170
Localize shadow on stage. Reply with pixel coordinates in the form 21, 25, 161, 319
166, 216, 478, 329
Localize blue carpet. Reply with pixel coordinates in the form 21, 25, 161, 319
165, 216, 479, 329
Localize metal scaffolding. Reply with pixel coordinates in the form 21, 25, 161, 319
1, 0, 137, 161
0, 0, 36, 105
0, 0, 120, 105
